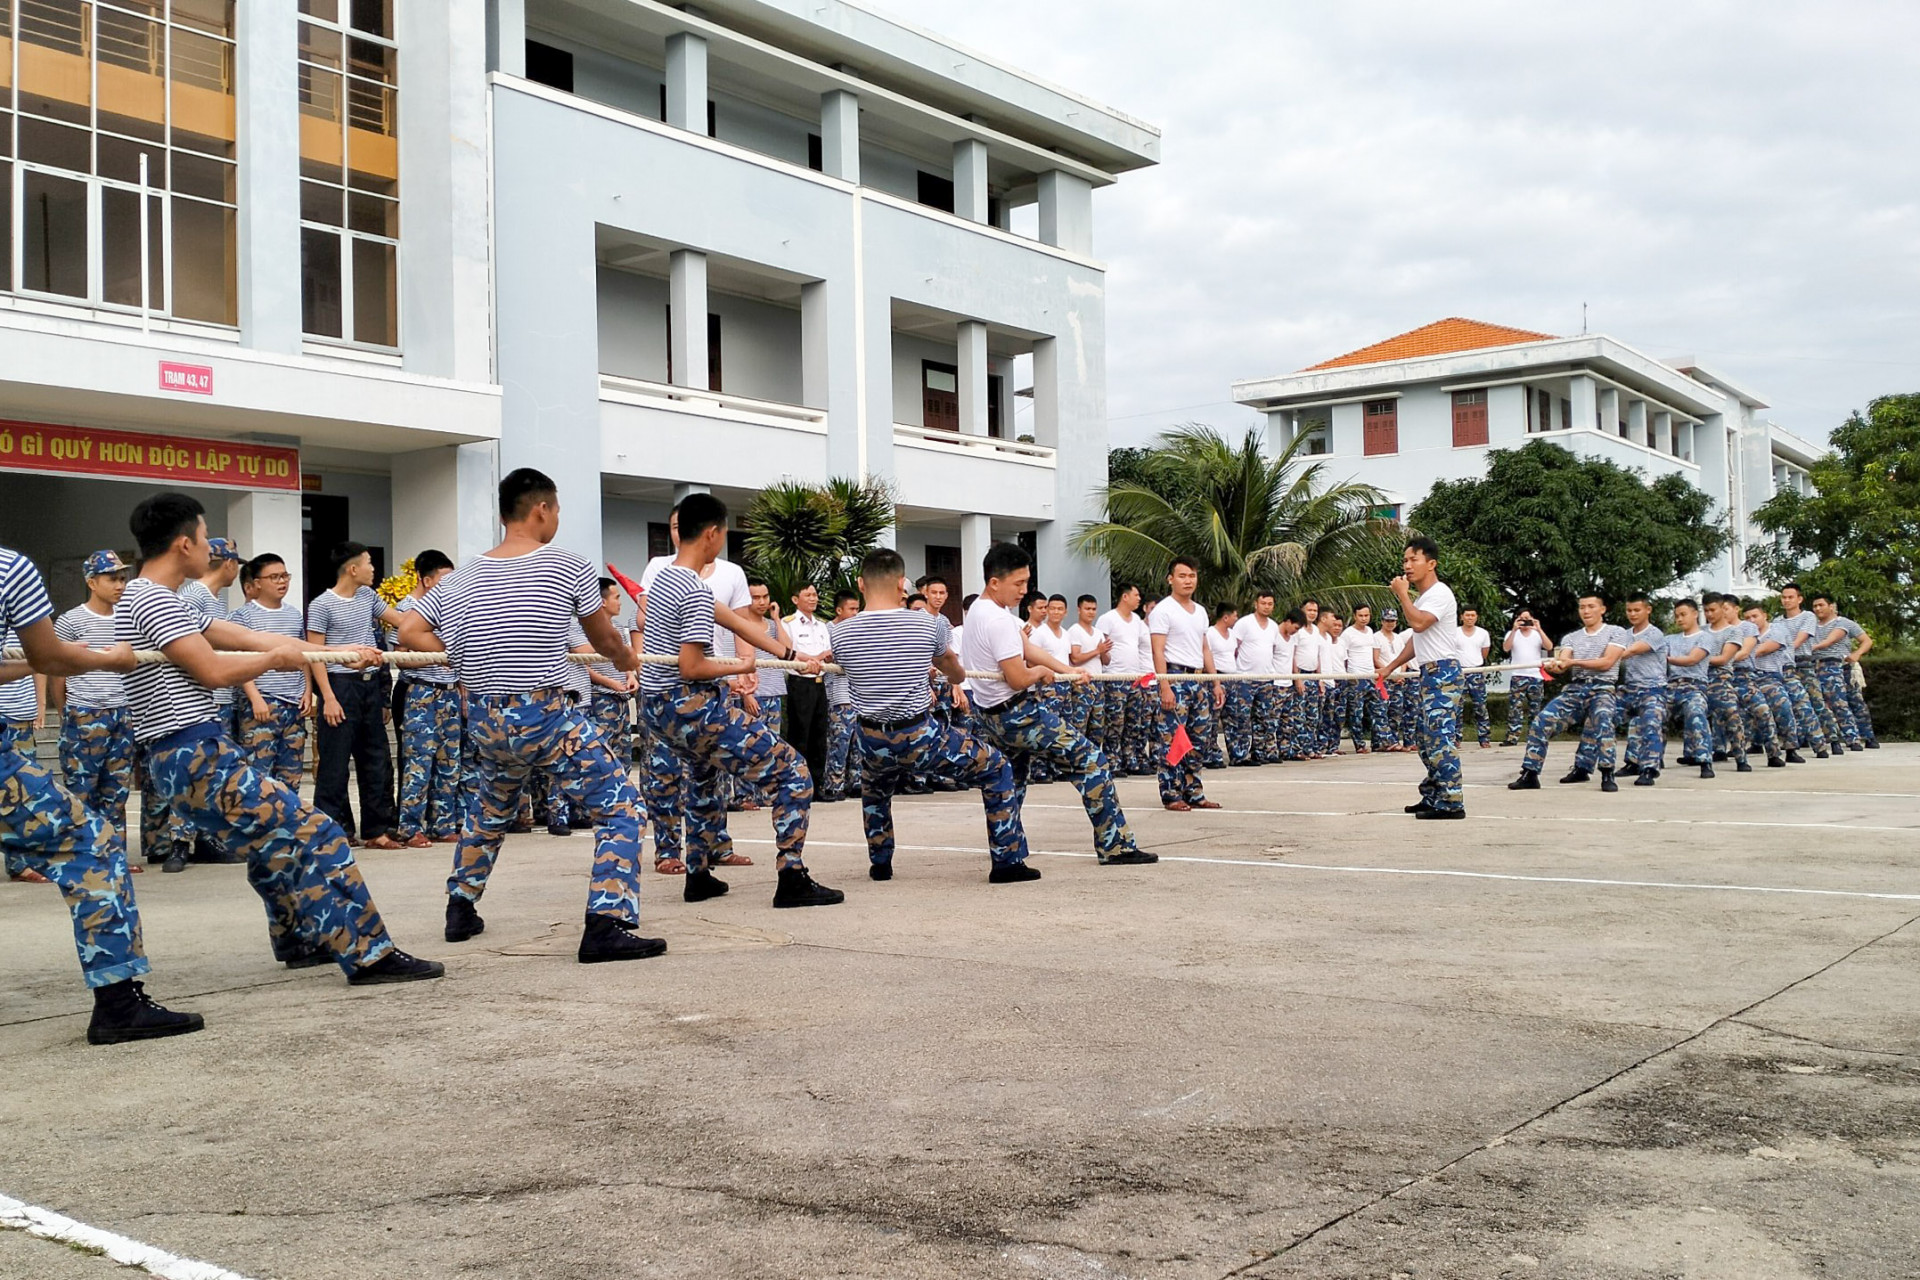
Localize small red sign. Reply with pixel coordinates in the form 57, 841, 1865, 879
158, 361, 214, 395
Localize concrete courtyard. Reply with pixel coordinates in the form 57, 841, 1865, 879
2, 743, 1916, 1279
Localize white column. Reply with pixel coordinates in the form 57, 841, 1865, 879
665, 32, 708, 133
1031, 337, 1059, 448
1568, 375, 1596, 436
1036, 170, 1093, 255
669, 249, 709, 390
952, 139, 989, 224
819, 90, 859, 182
486, 0, 525, 75
234, 0, 300, 354
1652, 410, 1673, 455
960, 514, 991, 597
801, 279, 829, 409
1677, 420, 1694, 462
1597, 386, 1620, 437
957, 321, 990, 437
227, 490, 304, 605
1626, 399, 1648, 447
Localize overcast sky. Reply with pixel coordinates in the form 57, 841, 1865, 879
875, 0, 1920, 449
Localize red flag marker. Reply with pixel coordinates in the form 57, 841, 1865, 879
1134, 672, 1157, 690
1166, 723, 1194, 766
1375, 677, 1387, 699
606, 562, 646, 609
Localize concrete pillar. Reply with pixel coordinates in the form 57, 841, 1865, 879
957, 321, 990, 437
672, 483, 710, 502
666, 32, 708, 134
1568, 375, 1596, 437
399, 0, 492, 382
234, 0, 300, 354
226, 490, 304, 606
1626, 399, 1648, 447
1488, 384, 1526, 444
1694, 414, 1731, 589
819, 90, 859, 182
800, 279, 830, 409
960, 513, 991, 597
1266, 410, 1294, 452
1676, 420, 1694, 462
486, 0, 525, 76
455, 442, 499, 562
669, 249, 709, 390
1652, 410, 1673, 455
391, 443, 496, 567
1036, 170, 1093, 256
1031, 337, 1058, 448
1597, 387, 1620, 437
952, 139, 989, 224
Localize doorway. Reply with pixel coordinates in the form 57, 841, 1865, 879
302, 494, 349, 606
924, 545, 963, 622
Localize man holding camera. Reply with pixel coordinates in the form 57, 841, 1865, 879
1500, 610, 1548, 746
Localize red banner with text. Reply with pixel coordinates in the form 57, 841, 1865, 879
0, 419, 300, 492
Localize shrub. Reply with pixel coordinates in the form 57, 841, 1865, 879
1862, 658, 1920, 742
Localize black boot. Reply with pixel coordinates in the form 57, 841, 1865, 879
1736, 759, 1753, 772
1634, 768, 1658, 787
347, 949, 445, 985
1786, 750, 1806, 764
1712, 750, 1729, 762
87, 980, 205, 1045
1599, 769, 1619, 793
772, 866, 845, 908
577, 912, 666, 963
868, 861, 893, 881
1700, 763, 1716, 779
445, 895, 485, 943
684, 869, 729, 903
161, 849, 188, 873
988, 862, 1043, 883
1508, 770, 1541, 790
1559, 767, 1592, 785
276, 938, 333, 969
1767, 755, 1787, 768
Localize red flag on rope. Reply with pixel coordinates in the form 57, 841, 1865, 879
606, 562, 646, 610
1375, 676, 1387, 699
1165, 723, 1194, 767
1134, 672, 1157, 690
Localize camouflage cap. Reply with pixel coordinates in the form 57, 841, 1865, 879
1382, 607, 1399, 620
208, 537, 241, 562
83, 550, 130, 578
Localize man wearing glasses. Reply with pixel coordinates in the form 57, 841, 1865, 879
228, 554, 312, 794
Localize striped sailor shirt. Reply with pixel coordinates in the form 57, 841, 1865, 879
229, 600, 315, 702
414, 545, 603, 697
116, 577, 220, 742
829, 609, 950, 721
54, 604, 126, 708
639, 564, 717, 695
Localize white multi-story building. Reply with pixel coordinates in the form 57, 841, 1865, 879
1231, 318, 1825, 593
0, 0, 1158, 608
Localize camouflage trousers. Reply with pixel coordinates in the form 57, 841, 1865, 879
58, 705, 134, 836
1246, 682, 1283, 762
1392, 676, 1422, 746
1157, 668, 1215, 806
590, 688, 634, 758
824, 703, 863, 798
1731, 671, 1781, 760
971, 690, 1139, 858
1368, 682, 1401, 750
1203, 684, 1232, 769
0, 742, 148, 988
456, 690, 645, 922
1707, 670, 1752, 764
1458, 672, 1493, 747
1666, 684, 1712, 763
136, 742, 195, 862
1816, 662, 1874, 747
1221, 683, 1255, 764
1344, 680, 1384, 751
1793, 665, 1843, 749
857, 714, 1028, 868
235, 697, 307, 793
1522, 681, 1617, 775
644, 682, 812, 873
1504, 674, 1547, 742
1415, 660, 1465, 812
1101, 682, 1153, 774
1318, 679, 1345, 753
397, 684, 461, 841
1753, 674, 1801, 754
147, 723, 396, 973
733, 693, 782, 806
1616, 686, 1671, 772
639, 703, 687, 862
1285, 682, 1323, 758
1781, 667, 1828, 751
1069, 683, 1104, 749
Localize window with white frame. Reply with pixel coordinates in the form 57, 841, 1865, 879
2, 0, 238, 323
297, 0, 397, 347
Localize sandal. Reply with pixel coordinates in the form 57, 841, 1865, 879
715, 853, 755, 867
654, 857, 686, 876
361, 835, 405, 851
8, 869, 51, 884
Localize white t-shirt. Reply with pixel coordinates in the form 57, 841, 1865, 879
1206, 626, 1237, 675
1065, 621, 1105, 673
1291, 625, 1320, 672
1506, 626, 1547, 668
1409, 581, 1462, 665
960, 597, 1028, 710
1457, 624, 1492, 669
1323, 631, 1349, 675
1032, 623, 1071, 668
1230, 615, 1281, 674
1148, 597, 1208, 668
1371, 629, 1401, 673
1272, 627, 1297, 675
1340, 624, 1375, 675
950, 623, 967, 690
1094, 609, 1148, 677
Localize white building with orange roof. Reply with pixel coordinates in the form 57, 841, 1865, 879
1230, 318, 1822, 593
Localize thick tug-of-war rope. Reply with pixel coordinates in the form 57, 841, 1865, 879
6, 648, 1548, 684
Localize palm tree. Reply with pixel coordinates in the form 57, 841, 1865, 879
741, 476, 895, 611
1071, 424, 1406, 613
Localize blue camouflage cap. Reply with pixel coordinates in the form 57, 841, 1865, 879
208, 537, 241, 563
83, 550, 130, 578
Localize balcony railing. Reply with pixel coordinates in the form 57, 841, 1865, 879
892, 424, 1056, 467
599, 374, 828, 432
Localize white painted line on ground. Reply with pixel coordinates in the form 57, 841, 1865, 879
736, 838, 1920, 903
1188, 775, 1920, 801
0, 1192, 254, 1280
1017, 802, 1920, 834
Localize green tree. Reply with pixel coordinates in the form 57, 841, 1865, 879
1410, 438, 1729, 634
1748, 393, 1920, 643
1072, 423, 1406, 614
740, 476, 894, 613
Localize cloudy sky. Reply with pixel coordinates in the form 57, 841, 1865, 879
876, 0, 1920, 448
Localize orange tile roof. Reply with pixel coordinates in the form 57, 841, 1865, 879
1304, 318, 1558, 371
